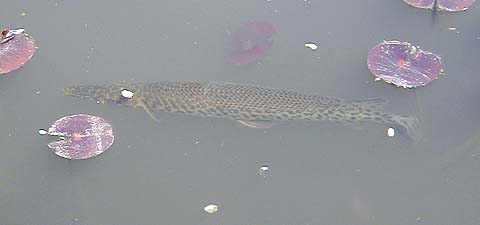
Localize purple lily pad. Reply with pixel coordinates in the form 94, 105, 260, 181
230, 21, 276, 66
0, 28, 36, 74
403, 0, 476, 11
45, 114, 114, 159
367, 40, 443, 88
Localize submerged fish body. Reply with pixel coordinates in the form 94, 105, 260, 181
64, 81, 420, 139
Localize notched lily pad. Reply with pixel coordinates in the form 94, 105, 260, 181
367, 40, 443, 88
44, 114, 114, 159
403, 0, 476, 11
0, 28, 36, 74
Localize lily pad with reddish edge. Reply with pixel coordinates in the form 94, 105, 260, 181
403, 0, 476, 11
45, 114, 114, 160
230, 21, 276, 66
0, 28, 36, 74
367, 40, 443, 88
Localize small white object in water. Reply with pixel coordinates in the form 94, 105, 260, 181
204, 204, 219, 214
387, 127, 395, 137
259, 165, 269, 174
121, 89, 134, 99
7, 28, 25, 36
304, 42, 318, 50
38, 129, 48, 135
448, 27, 457, 31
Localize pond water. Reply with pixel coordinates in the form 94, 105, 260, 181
0, 0, 479, 224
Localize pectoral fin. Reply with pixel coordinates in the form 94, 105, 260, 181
237, 120, 274, 129
141, 102, 161, 122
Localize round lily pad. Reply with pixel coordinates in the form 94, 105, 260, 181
367, 40, 443, 88
230, 21, 276, 66
0, 28, 36, 74
45, 114, 114, 159
403, 0, 476, 11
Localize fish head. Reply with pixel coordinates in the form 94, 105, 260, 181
64, 84, 139, 107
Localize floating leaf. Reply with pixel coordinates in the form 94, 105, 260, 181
403, 0, 476, 11
367, 40, 443, 88
44, 114, 114, 159
230, 21, 276, 66
0, 28, 36, 74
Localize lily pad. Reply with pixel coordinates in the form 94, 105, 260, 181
0, 28, 36, 74
44, 114, 114, 159
230, 21, 276, 66
367, 40, 443, 88
403, 0, 476, 11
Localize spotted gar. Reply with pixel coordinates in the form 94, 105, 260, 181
64, 81, 420, 139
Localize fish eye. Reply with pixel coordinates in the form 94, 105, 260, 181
120, 89, 134, 99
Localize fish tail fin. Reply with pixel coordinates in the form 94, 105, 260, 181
390, 115, 422, 141
350, 98, 421, 141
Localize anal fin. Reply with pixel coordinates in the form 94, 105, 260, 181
238, 120, 274, 129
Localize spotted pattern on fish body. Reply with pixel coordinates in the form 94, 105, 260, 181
64, 81, 420, 140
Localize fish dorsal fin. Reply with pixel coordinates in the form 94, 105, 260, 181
349, 97, 386, 109
238, 120, 274, 129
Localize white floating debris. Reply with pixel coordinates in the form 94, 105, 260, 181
38, 129, 48, 135
259, 165, 269, 176
303, 0, 312, 5
203, 204, 219, 214
387, 127, 395, 137
121, 89, 134, 99
448, 27, 457, 31
415, 216, 421, 221
8, 28, 25, 36
304, 42, 318, 50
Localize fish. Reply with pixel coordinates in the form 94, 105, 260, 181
64, 81, 420, 140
